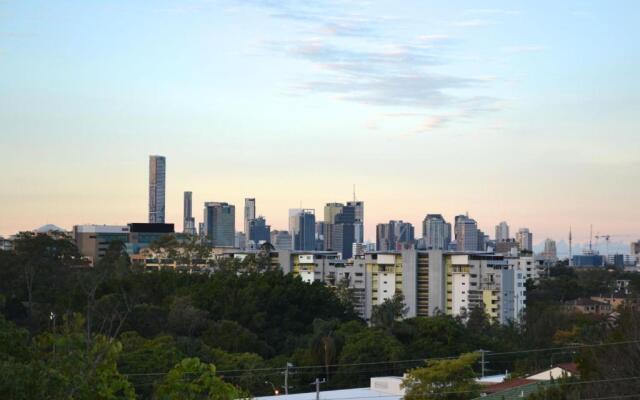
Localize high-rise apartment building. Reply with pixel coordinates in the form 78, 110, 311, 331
244, 198, 256, 236
289, 209, 316, 251
376, 220, 415, 251
454, 214, 480, 251
542, 238, 557, 261
422, 214, 451, 250
203, 202, 235, 247
183, 191, 196, 235
516, 228, 533, 252
148, 155, 166, 223
495, 221, 510, 242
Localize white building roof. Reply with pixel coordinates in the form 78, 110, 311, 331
527, 366, 574, 381
255, 377, 404, 400
74, 225, 130, 234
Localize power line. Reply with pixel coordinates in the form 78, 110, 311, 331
581, 394, 640, 400
282, 376, 640, 400
122, 339, 640, 378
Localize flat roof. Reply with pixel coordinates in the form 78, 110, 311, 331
255, 387, 401, 400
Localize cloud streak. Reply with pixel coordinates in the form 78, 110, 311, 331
249, 0, 500, 132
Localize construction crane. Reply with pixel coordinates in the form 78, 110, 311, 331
594, 234, 611, 259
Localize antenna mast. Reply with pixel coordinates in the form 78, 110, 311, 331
569, 226, 573, 266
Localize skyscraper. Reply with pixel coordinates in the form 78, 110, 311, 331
323, 203, 344, 250
244, 198, 256, 236
148, 155, 166, 223
454, 214, 480, 251
542, 238, 557, 261
323, 202, 357, 258
270, 230, 293, 251
495, 221, 510, 242
203, 202, 235, 247
422, 214, 451, 250
315, 221, 327, 251
183, 191, 196, 235
516, 228, 533, 252
289, 209, 316, 251
376, 220, 415, 251
346, 200, 364, 243
248, 216, 271, 244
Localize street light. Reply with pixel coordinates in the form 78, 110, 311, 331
265, 381, 279, 395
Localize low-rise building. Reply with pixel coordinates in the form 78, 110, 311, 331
0, 236, 13, 251
562, 298, 612, 315
73, 225, 130, 265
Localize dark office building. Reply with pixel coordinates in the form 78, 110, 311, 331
248, 216, 271, 244
376, 220, 415, 251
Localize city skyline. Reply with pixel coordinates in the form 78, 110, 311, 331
4, 151, 635, 253
1, 1, 639, 243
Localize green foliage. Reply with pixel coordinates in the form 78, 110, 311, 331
371, 293, 408, 330
203, 319, 272, 357
0, 313, 135, 400
403, 353, 480, 400
3, 232, 639, 398
335, 327, 405, 387
153, 358, 243, 400
527, 382, 581, 400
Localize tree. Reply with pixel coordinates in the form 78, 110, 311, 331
256, 242, 276, 272
203, 320, 272, 357
335, 328, 404, 387
528, 381, 580, 400
153, 357, 243, 400
178, 237, 211, 272
12, 231, 80, 330
119, 331, 184, 399
403, 353, 480, 400
0, 313, 135, 400
466, 305, 491, 334
309, 319, 342, 379
167, 296, 209, 337
371, 293, 408, 330
150, 234, 180, 269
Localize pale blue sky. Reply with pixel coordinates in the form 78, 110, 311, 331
1, 0, 639, 244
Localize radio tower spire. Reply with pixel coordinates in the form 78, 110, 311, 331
569, 226, 573, 266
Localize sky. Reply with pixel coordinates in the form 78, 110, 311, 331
1, 0, 639, 247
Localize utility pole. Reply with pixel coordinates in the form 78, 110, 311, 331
311, 378, 326, 400
477, 350, 489, 378
284, 362, 293, 395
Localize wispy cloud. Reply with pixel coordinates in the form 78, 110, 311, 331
466, 8, 521, 16
502, 44, 547, 53
247, 0, 501, 134
452, 19, 497, 28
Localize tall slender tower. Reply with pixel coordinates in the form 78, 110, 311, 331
183, 191, 196, 235
244, 198, 256, 235
148, 155, 166, 223
569, 226, 573, 266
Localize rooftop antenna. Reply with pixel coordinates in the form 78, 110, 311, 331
353, 184, 356, 202
589, 224, 593, 253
